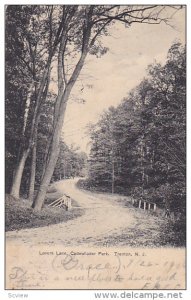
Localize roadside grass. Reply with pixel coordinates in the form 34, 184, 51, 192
5, 186, 84, 232
93, 206, 185, 248
77, 178, 131, 195
108, 195, 186, 247
45, 184, 81, 207
77, 179, 186, 247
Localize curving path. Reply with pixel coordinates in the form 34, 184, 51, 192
6, 180, 185, 290
6, 179, 134, 247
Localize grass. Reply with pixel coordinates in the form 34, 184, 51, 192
77, 179, 114, 194
77, 180, 186, 247
93, 209, 185, 248
44, 185, 81, 207
75, 200, 185, 248
77, 179, 186, 247
5, 182, 185, 247
77, 178, 131, 195
115, 196, 186, 247
5, 188, 85, 232
110, 197, 186, 247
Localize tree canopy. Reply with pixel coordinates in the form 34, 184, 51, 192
87, 42, 186, 218
5, 5, 183, 211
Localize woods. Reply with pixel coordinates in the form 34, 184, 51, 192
87, 42, 186, 221
5, 5, 184, 214
5, 6, 187, 292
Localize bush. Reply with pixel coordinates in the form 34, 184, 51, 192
5, 194, 84, 231
46, 185, 57, 193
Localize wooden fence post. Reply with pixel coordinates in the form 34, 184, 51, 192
139, 200, 141, 208
67, 198, 72, 210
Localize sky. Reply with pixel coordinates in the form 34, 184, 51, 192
62, 6, 186, 154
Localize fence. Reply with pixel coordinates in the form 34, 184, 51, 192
131, 198, 157, 211
48, 194, 72, 210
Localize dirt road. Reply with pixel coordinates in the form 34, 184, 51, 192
6, 179, 166, 248
6, 179, 185, 290
6, 179, 136, 247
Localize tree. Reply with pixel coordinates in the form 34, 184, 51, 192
88, 108, 117, 192
87, 42, 186, 218
32, 5, 181, 211
6, 5, 182, 209
88, 96, 142, 193
53, 141, 88, 180
6, 5, 67, 198
5, 6, 32, 193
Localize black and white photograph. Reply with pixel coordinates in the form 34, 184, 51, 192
4, 4, 186, 292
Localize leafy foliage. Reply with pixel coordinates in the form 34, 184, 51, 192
52, 142, 88, 181
5, 5, 183, 210
87, 43, 186, 223
5, 193, 84, 231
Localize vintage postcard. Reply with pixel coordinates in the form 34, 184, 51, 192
5, 4, 186, 292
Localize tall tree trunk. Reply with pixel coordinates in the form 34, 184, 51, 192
11, 59, 54, 199
9, 9, 67, 199
32, 100, 67, 211
28, 68, 51, 200
10, 66, 51, 199
32, 40, 88, 211
10, 149, 30, 198
112, 159, 115, 194
40, 137, 52, 181
31, 7, 92, 211
28, 140, 37, 201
